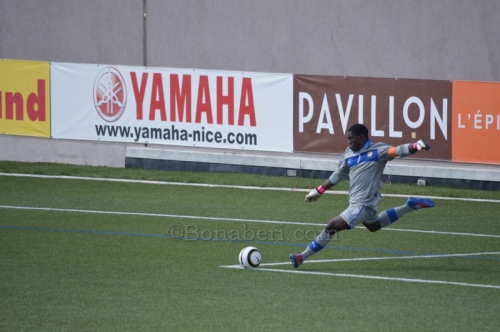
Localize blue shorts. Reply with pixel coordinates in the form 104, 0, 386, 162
339, 204, 379, 229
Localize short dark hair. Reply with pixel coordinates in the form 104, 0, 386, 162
348, 123, 369, 138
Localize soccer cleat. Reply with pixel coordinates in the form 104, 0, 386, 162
406, 197, 435, 210
289, 254, 304, 268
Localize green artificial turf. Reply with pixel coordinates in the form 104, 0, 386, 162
0, 162, 499, 331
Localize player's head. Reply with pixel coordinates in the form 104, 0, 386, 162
347, 124, 369, 151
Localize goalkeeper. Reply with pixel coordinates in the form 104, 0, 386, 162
290, 123, 435, 268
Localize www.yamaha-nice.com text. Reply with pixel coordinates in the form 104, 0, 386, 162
95, 124, 258, 146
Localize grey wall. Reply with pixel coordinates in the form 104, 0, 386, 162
1, 0, 499, 167
2, 0, 499, 81
0, 0, 143, 65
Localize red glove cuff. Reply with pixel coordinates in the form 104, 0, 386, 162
412, 142, 418, 150
316, 185, 326, 194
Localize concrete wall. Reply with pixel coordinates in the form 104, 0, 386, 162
1, 0, 499, 167
2, 0, 498, 81
0, 136, 126, 168
0, 0, 144, 66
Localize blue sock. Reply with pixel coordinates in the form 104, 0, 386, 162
300, 230, 331, 260
378, 204, 415, 228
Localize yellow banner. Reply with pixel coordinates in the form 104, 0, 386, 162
0, 59, 50, 137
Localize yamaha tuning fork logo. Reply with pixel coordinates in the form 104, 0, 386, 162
93, 67, 127, 122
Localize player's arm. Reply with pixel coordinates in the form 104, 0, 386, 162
304, 158, 349, 203
387, 139, 431, 158
304, 179, 334, 202
410, 140, 431, 153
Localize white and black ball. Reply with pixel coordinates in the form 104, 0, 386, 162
238, 246, 261, 269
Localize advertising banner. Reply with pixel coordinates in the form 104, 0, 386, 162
294, 75, 452, 160
452, 81, 500, 164
51, 63, 293, 152
0, 59, 50, 137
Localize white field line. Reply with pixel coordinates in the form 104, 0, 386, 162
0, 205, 319, 227
221, 266, 500, 290
2, 173, 500, 238
221, 251, 500, 268
220, 251, 500, 290
2, 173, 500, 203
373, 227, 500, 238
1, 204, 500, 238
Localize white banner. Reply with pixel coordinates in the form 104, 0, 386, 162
51, 63, 293, 152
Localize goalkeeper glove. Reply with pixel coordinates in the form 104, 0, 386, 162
413, 140, 431, 151
304, 185, 326, 202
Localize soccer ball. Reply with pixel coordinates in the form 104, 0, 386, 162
239, 246, 261, 269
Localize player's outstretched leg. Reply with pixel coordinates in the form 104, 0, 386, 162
377, 197, 435, 228
406, 197, 435, 209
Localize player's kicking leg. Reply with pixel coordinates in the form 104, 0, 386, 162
366, 197, 435, 232
291, 199, 435, 268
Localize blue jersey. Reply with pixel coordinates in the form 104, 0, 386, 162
328, 139, 412, 205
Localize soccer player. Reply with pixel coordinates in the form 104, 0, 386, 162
290, 123, 435, 268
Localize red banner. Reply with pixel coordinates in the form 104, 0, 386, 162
293, 75, 452, 160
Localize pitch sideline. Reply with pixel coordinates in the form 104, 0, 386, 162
220, 251, 500, 290
1, 204, 500, 239
226, 267, 500, 290
2, 172, 500, 203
